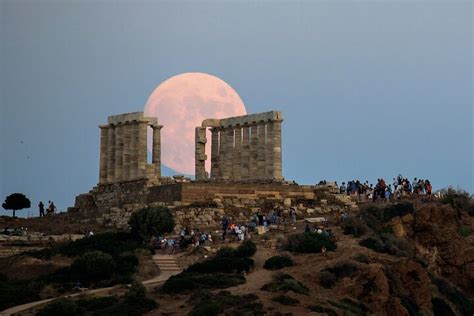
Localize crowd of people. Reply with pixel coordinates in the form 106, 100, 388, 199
337, 174, 432, 202
151, 227, 214, 254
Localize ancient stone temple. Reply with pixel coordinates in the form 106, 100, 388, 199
98, 112, 162, 184
195, 111, 283, 182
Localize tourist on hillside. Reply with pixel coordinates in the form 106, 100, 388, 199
339, 182, 346, 194
38, 201, 45, 217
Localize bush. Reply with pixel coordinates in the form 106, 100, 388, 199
129, 206, 175, 242
328, 298, 369, 315
319, 271, 337, 289
189, 291, 262, 316
308, 305, 337, 316
354, 254, 370, 264
272, 294, 299, 306
440, 187, 472, 213
325, 261, 359, 280
261, 273, 309, 295
162, 272, 246, 293
359, 234, 413, 258
235, 240, 257, 257
360, 202, 414, 231
285, 232, 337, 253
342, 218, 369, 237
70, 251, 115, 284
264, 255, 294, 270
36, 298, 81, 316
53, 232, 141, 258
432, 297, 455, 316
457, 226, 472, 237
432, 276, 474, 316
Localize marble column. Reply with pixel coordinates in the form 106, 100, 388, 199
137, 121, 148, 178
272, 119, 283, 180
195, 127, 207, 181
152, 125, 163, 179
256, 122, 267, 179
129, 122, 138, 179
210, 128, 220, 179
106, 124, 116, 183
218, 128, 226, 179
249, 124, 259, 180
240, 125, 250, 180
99, 125, 109, 184
233, 126, 242, 181
122, 123, 131, 181
114, 123, 124, 181
265, 122, 274, 179
224, 127, 234, 180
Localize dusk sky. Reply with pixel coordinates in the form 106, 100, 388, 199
1, 1, 472, 215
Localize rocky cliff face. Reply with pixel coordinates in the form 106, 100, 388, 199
388, 203, 474, 295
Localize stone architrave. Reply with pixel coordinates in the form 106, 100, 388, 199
195, 127, 207, 181
249, 124, 259, 179
106, 125, 116, 183
240, 125, 250, 180
114, 123, 124, 181
99, 125, 109, 184
152, 124, 163, 179
233, 126, 242, 181
210, 128, 220, 179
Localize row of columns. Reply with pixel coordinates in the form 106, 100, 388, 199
99, 121, 162, 184
195, 120, 283, 181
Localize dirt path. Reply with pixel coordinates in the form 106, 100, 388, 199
0, 262, 180, 315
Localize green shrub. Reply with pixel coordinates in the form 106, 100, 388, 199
189, 291, 262, 316
457, 226, 472, 237
70, 251, 115, 284
360, 234, 413, 258
308, 305, 337, 316
187, 241, 256, 274
285, 232, 337, 253
272, 294, 299, 306
342, 218, 369, 237
36, 298, 81, 316
354, 254, 370, 264
57, 232, 141, 258
432, 297, 455, 316
235, 240, 257, 257
328, 298, 369, 315
432, 276, 474, 316
325, 261, 359, 279
0, 274, 42, 310
129, 206, 175, 242
190, 302, 220, 316
261, 273, 309, 295
162, 272, 245, 293
440, 187, 472, 213
360, 203, 414, 231
319, 271, 337, 289
76, 296, 119, 311
264, 255, 294, 270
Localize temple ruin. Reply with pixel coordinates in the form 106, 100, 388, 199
98, 112, 162, 184
195, 111, 283, 182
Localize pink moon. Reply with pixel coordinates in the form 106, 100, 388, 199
144, 72, 247, 175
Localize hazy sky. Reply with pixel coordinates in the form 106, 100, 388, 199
1, 1, 472, 215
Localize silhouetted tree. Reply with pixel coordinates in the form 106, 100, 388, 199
2, 193, 31, 218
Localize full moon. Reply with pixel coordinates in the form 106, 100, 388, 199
144, 72, 247, 175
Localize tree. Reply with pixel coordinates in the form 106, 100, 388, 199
2, 193, 31, 218
128, 206, 175, 242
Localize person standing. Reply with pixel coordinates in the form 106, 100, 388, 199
38, 201, 45, 217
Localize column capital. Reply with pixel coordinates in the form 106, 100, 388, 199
150, 124, 163, 130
